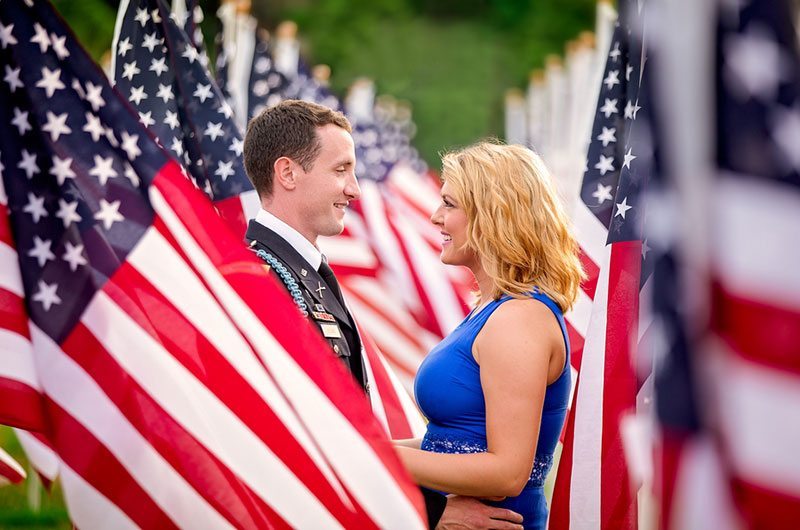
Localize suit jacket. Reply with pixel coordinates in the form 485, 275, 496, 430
245, 220, 446, 528
245, 220, 367, 392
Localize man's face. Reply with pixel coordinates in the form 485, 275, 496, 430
293, 124, 360, 241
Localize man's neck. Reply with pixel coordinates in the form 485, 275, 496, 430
255, 208, 322, 270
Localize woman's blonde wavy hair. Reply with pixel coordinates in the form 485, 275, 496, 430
441, 141, 584, 312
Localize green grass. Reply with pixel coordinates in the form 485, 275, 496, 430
0, 428, 69, 529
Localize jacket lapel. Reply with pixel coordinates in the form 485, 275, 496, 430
245, 221, 353, 328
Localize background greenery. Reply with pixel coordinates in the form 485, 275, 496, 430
6, 1, 595, 525
53, 0, 595, 166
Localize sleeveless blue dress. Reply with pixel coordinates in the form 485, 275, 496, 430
414, 291, 571, 530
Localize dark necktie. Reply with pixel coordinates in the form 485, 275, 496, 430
318, 259, 345, 309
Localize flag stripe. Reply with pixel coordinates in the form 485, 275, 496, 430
79, 288, 346, 528
361, 332, 413, 439
150, 168, 426, 528
0, 446, 25, 485
61, 318, 298, 529
34, 324, 233, 529
600, 241, 640, 527
14, 430, 59, 484
567, 244, 611, 528
712, 347, 800, 497
59, 463, 140, 530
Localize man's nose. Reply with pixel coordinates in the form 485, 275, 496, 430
345, 172, 361, 200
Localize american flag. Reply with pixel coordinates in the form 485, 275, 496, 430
551, 1, 654, 527
655, 0, 800, 527
112, 0, 429, 439
0, 0, 426, 527
110, 0, 254, 234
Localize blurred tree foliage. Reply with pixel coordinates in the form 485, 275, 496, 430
257, 0, 596, 165
55, 0, 596, 167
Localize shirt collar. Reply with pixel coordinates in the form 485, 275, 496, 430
254, 209, 323, 270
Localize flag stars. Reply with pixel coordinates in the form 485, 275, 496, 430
0, 22, 18, 49
30, 23, 50, 53
599, 98, 618, 118
121, 61, 140, 81
615, 196, 633, 219
84, 82, 105, 111
141, 33, 162, 53
725, 27, 784, 101
181, 44, 199, 63
771, 105, 800, 171
83, 112, 105, 142
71, 78, 85, 98
164, 110, 179, 130
624, 100, 641, 120
592, 182, 613, 204
149, 57, 168, 76
603, 70, 620, 90
170, 137, 185, 157
641, 239, 651, 260
609, 41, 621, 61
36, 67, 65, 98
123, 163, 140, 187
596, 126, 616, 147
622, 148, 637, 170
42, 111, 72, 142
4, 65, 23, 92
89, 155, 118, 185
594, 154, 615, 176
215, 160, 235, 181
50, 33, 69, 59
129, 85, 147, 105
204, 122, 224, 141
626, 64, 634, 82
11, 107, 31, 135
62, 242, 87, 271
193, 83, 212, 103
55, 198, 82, 228
50, 156, 76, 185
156, 83, 174, 103
151, 8, 162, 24
94, 199, 124, 230
134, 7, 150, 27
120, 131, 142, 160
229, 138, 244, 156
32, 281, 61, 312
23, 193, 48, 223
218, 101, 233, 119
18, 150, 40, 179
139, 111, 155, 128
117, 37, 133, 57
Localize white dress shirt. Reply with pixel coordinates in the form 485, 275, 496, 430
254, 209, 322, 270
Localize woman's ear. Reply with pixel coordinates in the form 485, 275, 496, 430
273, 157, 297, 191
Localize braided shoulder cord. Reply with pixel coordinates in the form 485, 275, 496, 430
254, 248, 309, 317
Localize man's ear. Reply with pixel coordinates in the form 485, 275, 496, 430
273, 156, 297, 191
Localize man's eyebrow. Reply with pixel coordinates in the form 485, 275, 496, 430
333, 158, 354, 167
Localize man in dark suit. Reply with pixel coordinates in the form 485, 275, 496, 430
242, 99, 523, 530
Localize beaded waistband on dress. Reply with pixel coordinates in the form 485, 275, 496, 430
421, 431, 553, 488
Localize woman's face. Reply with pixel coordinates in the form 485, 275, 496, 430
430, 180, 477, 267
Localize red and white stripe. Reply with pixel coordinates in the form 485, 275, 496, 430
703, 178, 800, 526
2, 161, 426, 529
550, 194, 648, 529
0, 446, 25, 486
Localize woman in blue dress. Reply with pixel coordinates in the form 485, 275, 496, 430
395, 141, 584, 530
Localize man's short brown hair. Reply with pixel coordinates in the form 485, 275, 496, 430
243, 99, 352, 197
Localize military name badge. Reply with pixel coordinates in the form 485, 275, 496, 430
312, 310, 336, 323
320, 323, 342, 339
